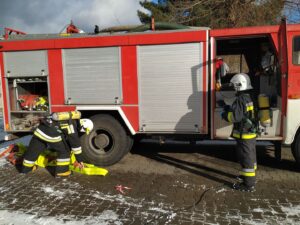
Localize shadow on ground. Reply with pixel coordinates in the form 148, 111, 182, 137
130, 139, 300, 179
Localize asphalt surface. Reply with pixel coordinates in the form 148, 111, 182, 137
0, 135, 299, 225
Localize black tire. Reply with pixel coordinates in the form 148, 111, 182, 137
81, 114, 129, 166
292, 132, 300, 164
292, 141, 296, 160
126, 134, 134, 152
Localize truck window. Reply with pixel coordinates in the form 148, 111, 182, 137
293, 36, 300, 65
218, 54, 248, 74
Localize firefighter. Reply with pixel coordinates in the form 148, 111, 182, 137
21, 112, 93, 177
215, 57, 230, 91
256, 42, 274, 76
221, 73, 257, 192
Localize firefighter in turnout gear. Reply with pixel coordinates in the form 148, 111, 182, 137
21, 111, 93, 177
221, 73, 257, 192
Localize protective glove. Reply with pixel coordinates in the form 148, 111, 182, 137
216, 82, 221, 91
74, 161, 85, 170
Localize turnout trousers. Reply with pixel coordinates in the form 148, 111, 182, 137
236, 138, 257, 187
22, 136, 70, 175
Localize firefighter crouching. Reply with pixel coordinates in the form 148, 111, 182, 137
221, 73, 257, 192
21, 111, 94, 177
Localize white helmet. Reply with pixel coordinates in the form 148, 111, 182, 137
80, 119, 94, 134
230, 73, 253, 91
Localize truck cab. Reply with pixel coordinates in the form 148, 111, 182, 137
211, 19, 300, 164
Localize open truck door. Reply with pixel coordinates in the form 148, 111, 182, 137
278, 18, 288, 117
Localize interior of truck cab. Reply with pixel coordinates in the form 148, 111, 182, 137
214, 36, 282, 139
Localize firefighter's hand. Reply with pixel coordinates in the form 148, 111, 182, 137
74, 161, 85, 170
216, 82, 221, 91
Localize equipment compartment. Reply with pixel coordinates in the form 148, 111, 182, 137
7, 76, 49, 131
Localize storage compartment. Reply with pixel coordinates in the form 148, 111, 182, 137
214, 36, 282, 139
138, 43, 206, 133
63, 47, 122, 104
7, 76, 49, 131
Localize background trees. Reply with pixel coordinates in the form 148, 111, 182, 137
138, 0, 289, 28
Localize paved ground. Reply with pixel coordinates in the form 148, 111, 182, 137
0, 137, 299, 225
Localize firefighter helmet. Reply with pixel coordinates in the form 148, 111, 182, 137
80, 119, 94, 134
230, 73, 253, 91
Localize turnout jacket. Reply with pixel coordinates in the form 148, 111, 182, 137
33, 118, 84, 162
222, 92, 257, 140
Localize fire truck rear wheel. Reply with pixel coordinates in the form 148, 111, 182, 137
81, 114, 129, 166
292, 132, 300, 165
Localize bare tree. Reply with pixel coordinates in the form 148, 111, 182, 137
138, 0, 285, 28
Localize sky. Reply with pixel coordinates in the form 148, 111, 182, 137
0, 0, 149, 34
0, 0, 298, 35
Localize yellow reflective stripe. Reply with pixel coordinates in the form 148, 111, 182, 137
72, 147, 82, 154
254, 163, 257, 170
227, 112, 233, 123
246, 106, 254, 111
240, 171, 256, 177
56, 171, 71, 176
34, 132, 62, 143
60, 124, 71, 134
34, 129, 62, 143
56, 161, 70, 166
72, 150, 82, 155
23, 160, 35, 167
232, 133, 256, 139
23, 162, 35, 167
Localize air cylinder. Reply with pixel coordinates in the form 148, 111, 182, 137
51, 111, 81, 121
258, 94, 271, 127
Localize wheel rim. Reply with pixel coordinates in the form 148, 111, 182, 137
89, 128, 114, 155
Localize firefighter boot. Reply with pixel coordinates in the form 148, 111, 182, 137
20, 165, 37, 174
56, 170, 72, 178
232, 182, 255, 192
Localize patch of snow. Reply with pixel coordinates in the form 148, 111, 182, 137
92, 191, 176, 221
148, 207, 171, 214
200, 185, 206, 190
157, 193, 167, 198
0, 209, 122, 225
241, 219, 267, 225
40, 186, 76, 199
0, 186, 9, 194
252, 208, 264, 213
92, 192, 142, 208
216, 188, 226, 193
281, 204, 300, 217
41, 186, 65, 199
0, 158, 9, 167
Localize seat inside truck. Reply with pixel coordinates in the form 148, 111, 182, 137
214, 36, 282, 138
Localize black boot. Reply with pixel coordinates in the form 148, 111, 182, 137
232, 182, 255, 192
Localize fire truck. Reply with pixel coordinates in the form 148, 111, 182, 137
1, 19, 300, 166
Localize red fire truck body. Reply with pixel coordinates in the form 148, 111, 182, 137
1, 20, 300, 166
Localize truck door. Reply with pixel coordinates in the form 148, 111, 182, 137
278, 18, 288, 117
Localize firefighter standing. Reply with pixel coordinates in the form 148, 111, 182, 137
221, 73, 257, 192
21, 111, 93, 177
